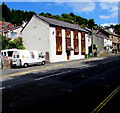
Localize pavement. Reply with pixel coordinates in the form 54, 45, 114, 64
0, 56, 106, 80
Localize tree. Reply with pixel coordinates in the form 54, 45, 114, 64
0, 18, 5, 21
87, 19, 95, 29
115, 28, 120, 35
0, 34, 10, 50
10, 9, 36, 26
5, 37, 25, 49
1, 35, 25, 50
114, 24, 120, 35
1, 2, 11, 22
70, 13, 75, 17
39, 12, 45, 16
52, 15, 61, 20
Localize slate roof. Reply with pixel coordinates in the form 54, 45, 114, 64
0, 26, 21, 33
0, 21, 14, 28
35, 15, 87, 32
104, 29, 120, 37
85, 26, 120, 38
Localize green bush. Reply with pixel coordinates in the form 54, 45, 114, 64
1, 35, 25, 49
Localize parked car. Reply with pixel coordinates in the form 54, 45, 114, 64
12, 50, 46, 67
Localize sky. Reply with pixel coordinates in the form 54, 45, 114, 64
2, 0, 120, 26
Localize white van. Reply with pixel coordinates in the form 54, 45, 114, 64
12, 50, 46, 67
1, 49, 17, 59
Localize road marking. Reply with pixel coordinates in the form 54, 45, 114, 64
2, 69, 40, 78
91, 85, 120, 113
0, 87, 5, 90
35, 70, 72, 81
0, 57, 105, 79
101, 62, 107, 64
0, 63, 66, 78
35, 64, 99, 81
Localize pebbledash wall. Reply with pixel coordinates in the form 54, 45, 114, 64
21, 15, 91, 63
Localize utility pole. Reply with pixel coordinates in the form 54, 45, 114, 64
91, 28, 94, 57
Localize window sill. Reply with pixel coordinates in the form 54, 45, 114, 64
56, 51, 62, 55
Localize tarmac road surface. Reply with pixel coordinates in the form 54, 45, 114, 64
1, 55, 120, 113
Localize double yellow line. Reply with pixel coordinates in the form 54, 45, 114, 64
91, 85, 120, 113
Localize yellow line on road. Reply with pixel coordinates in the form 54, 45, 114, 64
91, 85, 120, 113
1, 66, 53, 78
1, 63, 65, 78
0, 58, 97, 78
2, 69, 39, 78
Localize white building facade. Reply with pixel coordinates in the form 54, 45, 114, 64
21, 15, 90, 63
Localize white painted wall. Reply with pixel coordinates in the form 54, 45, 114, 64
11, 27, 22, 40
21, 15, 87, 63
71, 31, 85, 60
85, 33, 91, 55
49, 27, 67, 62
3, 27, 22, 40
49, 28, 85, 62
22, 15, 50, 56
104, 38, 112, 47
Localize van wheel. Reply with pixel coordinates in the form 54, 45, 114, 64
41, 61, 45, 65
24, 63, 28, 68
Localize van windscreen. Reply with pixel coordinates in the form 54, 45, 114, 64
8, 51, 14, 57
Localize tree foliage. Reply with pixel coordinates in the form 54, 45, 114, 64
39, 12, 97, 29
1, 2, 11, 22
114, 24, 120, 35
1, 35, 25, 50
5, 37, 25, 49
0, 34, 10, 50
1, 2, 36, 25
1, 3, 120, 35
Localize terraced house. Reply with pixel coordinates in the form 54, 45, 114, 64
0, 21, 22, 40
96, 27, 120, 53
106, 30, 120, 52
21, 14, 90, 62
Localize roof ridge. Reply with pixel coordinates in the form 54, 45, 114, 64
34, 14, 87, 32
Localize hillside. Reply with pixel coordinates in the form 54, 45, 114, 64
1, 2, 97, 29
1, 2, 120, 35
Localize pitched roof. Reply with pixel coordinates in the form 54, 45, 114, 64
104, 29, 120, 37
0, 26, 21, 33
34, 15, 87, 32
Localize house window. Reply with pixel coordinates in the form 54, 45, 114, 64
56, 27, 62, 55
74, 30, 79, 55
65, 29, 71, 51
81, 32, 86, 55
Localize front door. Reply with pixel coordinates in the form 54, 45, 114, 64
66, 50, 70, 60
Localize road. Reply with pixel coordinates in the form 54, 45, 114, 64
1, 55, 120, 113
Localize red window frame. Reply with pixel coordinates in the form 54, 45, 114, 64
74, 30, 79, 55
56, 27, 62, 55
81, 32, 86, 55
65, 29, 71, 51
